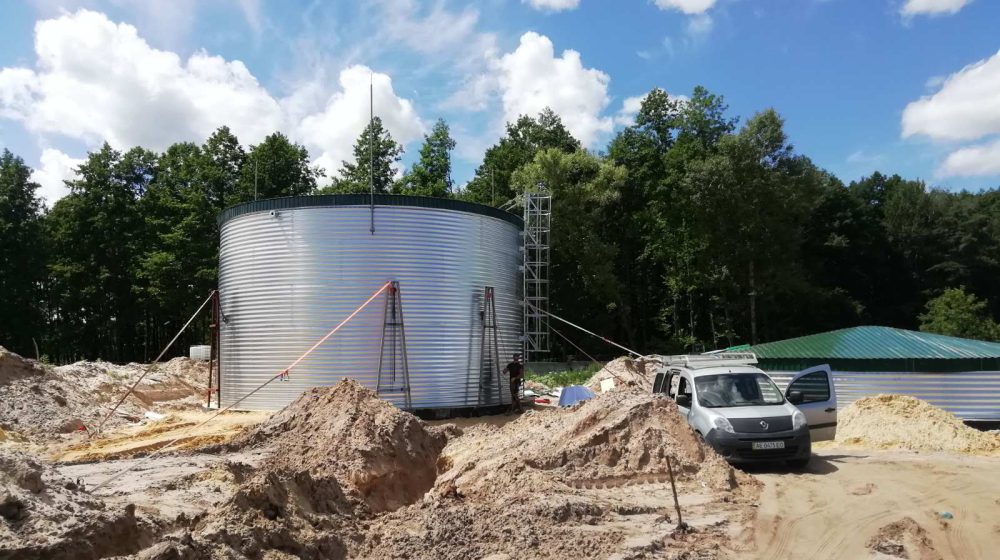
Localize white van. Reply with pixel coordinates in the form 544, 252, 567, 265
651, 353, 837, 468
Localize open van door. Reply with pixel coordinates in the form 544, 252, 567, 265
785, 364, 837, 442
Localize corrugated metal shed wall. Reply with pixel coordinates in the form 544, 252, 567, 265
766, 368, 1000, 421
752, 327, 1000, 421
218, 202, 522, 410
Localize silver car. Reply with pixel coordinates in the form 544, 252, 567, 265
652, 354, 837, 468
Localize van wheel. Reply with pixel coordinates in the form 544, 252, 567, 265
786, 457, 810, 469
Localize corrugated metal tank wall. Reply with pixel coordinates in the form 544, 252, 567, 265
218, 196, 523, 410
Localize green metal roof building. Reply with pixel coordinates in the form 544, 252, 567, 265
738, 326, 1000, 421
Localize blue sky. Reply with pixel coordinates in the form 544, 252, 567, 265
2, 0, 999, 206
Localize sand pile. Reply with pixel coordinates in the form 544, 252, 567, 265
234, 380, 445, 514
0, 346, 45, 385
585, 356, 655, 393
0, 449, 151, 560
0, 354, 209, 439
134, 382, 753, 560
836, 395, 1000, 455
437, 391, 739, 496
356, 392, 753, 559
183, 380, 445, 559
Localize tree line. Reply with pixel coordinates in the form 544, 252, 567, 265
1, 86, 999, 364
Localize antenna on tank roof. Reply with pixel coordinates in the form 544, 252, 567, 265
369, 71, 375, 235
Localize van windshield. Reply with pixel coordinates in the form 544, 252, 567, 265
694, 373, 784, 408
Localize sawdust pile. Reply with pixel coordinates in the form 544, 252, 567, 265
836, 395, 1000, 455
0, 347, 209, 440
866, 517, 942, 560
0, 449, 151, 560
585, 356, 656, 393
55, 410, 270, 463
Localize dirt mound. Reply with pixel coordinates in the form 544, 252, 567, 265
358, 497, 622, 560
0, 347, 44, 386
0, 356, 209, 440
235, 379, 445, 514
131, 385, 755, 560
185, 380, 445, 558
0, 449, 151, 560
437, 391, 741, 497
359, 392, 753, 559
836, 395, 1000, 455
584, 356, 655, 393
867, 517, 942, 560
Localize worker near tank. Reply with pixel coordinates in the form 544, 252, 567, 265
504, 353, 525, 413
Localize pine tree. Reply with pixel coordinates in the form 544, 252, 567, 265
0, 150, 46, 356
399, 119, 456, 198
324, 116, 403, 194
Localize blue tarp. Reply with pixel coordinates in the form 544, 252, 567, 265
558, 385, 595, 407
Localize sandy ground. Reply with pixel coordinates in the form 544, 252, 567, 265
729, 446, 1000, 559
58, 450, 267, 520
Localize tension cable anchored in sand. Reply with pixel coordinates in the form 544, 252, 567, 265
90, 282, 392, 493
93, 290, 217, 436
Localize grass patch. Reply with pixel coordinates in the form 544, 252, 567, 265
526, 363, 602, 388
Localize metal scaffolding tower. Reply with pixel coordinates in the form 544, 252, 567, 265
522, 190, 551, 363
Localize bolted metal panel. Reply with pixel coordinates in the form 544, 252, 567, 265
219, 202, 522, 410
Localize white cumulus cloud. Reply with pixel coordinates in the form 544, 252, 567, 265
614, 95, 646, 126
298, 66, 424, 176
523, 0, 581, 12
0, 9, 425, 182
902, 49, 1000, 177
30, 148, 83, 207
902, 50, 1000, 142
493, 32, 612, 146
937, 138, 1000, 177
653, 0, 717, 15
900, 0, 972, 17
0, 9, 282, 151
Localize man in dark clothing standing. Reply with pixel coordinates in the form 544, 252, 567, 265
504, 353, 524, 413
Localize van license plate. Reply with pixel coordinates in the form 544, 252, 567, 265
752, 441, 785, 450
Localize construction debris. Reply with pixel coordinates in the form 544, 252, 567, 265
836, 394, 1000, 455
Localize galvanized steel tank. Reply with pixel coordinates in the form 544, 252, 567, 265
217, 195, 523, 411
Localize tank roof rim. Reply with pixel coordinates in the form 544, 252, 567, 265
218, 194, 524, 228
